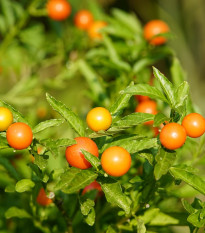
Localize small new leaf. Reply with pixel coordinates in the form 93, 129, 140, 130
15, 179, 35, 193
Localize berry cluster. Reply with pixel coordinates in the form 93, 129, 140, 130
0, 107, 33, 150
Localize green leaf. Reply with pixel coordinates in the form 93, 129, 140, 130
5, 184, 16, 193
109, 82, 133, 118
40, 138, 76, 158
15, 179, 35, 193
153, 67, 175, 107
33, 119, 64, 134
0, 99, 29, 124
81, 149, 101, 170
149, 212, 179, 226
34, 154, 48, 170
106, 225, 118, 233
78, 59, 109, 107
153, 112, 169, 127
169, 166, 205, 195
171, 57, 186, 86
0, 157, 20, 180
84, 207, 95, 226
181, 199, 195, 214
46, 93, 86, 137
122, 84, 168, 103
112, 112, 155, 129
111, 8, 142, 34
55, 167, 98, 194
103, 34, 131, 72
187, 209, 205, 228
0, 135, 9, 149
174, 81, 189, 110
5, 207, 31, 219
154, 147, 176, 180
98, 176, 130, 214
80, 198, 95, 216
137, 218, 146, 233
1, 0, 15, 29
140, 208, 160, 224
102, 138, 158, 154
138, 152, 154, 165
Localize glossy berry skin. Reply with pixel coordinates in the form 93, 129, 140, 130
47, 0, 71, 21
82, 181, 102, 196
135, 95, 150, 103
135, 100, 157, 125
182, 113, 205, 138
86, 107, 112, 132
144, 20, 170, 45
88, 21, 107, 39
6, 122, 33, 150
159, 123, 186, 150
65, 137, 99, 169
36, 188, 52, 206
101, 146, 131, 177
74, 10, 93, 30
0, 107, 13, 131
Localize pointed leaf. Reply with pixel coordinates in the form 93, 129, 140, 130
154, 147, 176, 180
187, 209, 205, 228
181, 199, 195, 214
122, 84, 168, 103
111, 8, 142, 34
153, 67, 175, 107
40, 138, 75, 158
81, 149, 100, 170
169, 166, 205, 195
102, 138, 158, 154
55, 167, 98, 194
33, 119, 64, 134
103, 34, 131, 72
46, 93, 86, 137
174, 81, 189, 109
97, 176, 130, 214
0, 99, 29, 124
112, 112, 155, 129
109, 82, 133, 117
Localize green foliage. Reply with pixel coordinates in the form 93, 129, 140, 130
0, 1, 204, 233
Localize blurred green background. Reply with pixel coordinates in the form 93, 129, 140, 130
105, 0, 205, 114
1, 1, 205, 233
